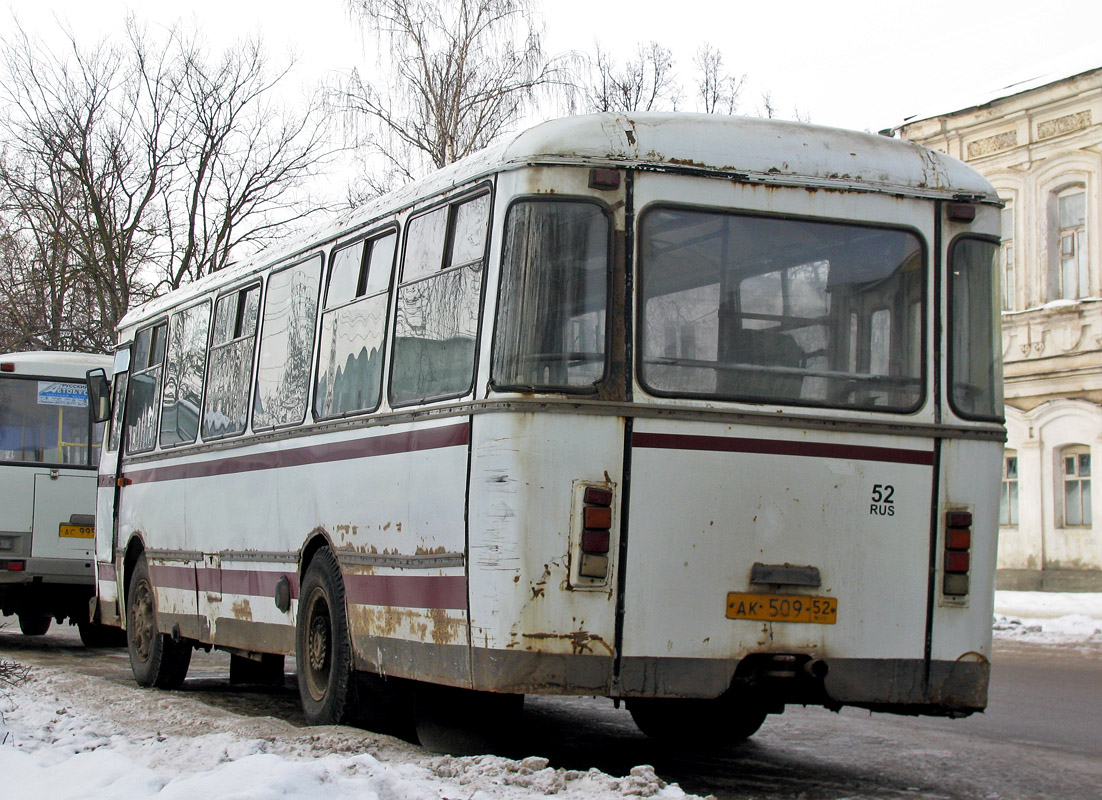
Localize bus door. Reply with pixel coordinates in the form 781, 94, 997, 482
93, 347, 130, 626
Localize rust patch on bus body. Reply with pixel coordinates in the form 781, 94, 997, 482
232, 598, 253, 622
530, 563, 552, 599
520, 630, 614, 656
334, 523, 358, 546
348, 603, 465, 646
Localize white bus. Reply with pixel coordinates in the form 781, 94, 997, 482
0, 350, 124, 646
88, 113, 1004, 742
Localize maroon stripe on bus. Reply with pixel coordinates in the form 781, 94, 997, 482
633, 431, 935, 466
194, 567, 220, 593
123, 422, 469, 486
219, 568, 299, 599
149, 564, 198, 591
97, 562, 117, 581
142, 564, 461, 609
345, 574, 467, 610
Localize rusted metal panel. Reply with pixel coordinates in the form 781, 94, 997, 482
467, 412, 624, 663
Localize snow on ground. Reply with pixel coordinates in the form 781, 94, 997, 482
1, 590, 1099, 798
0, 658, 698, 799
993, 590, 1102, 647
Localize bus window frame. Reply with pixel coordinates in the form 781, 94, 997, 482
388, 183, 494, 409
125, 319, 169, 456
158, 298, 213, 450
635, 202, 929, 415
251, 253, 325, 433
489, 194, 614, 395
203, 280, 263, 442
314, 223, 400, 422
946, 232, 1003, 423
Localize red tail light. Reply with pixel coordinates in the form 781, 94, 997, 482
578, 483, 614, 579
945, 551, 970, 574
4, 560, 26, 571
584, 486, 613, 506
943, 510, 973, 595
581, 529, 610, 554
0, 362, 14, 372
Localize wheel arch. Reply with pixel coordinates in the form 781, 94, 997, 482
299, 527, 337, 583
122, 534, 147, 612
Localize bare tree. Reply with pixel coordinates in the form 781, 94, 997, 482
581, 41, 681, 114
759, 90, 777, 119
693, 44, 744, 115
0, 167, 112, 352
0, 16, 338, 351
757, 90, 811, 123
164, 33, 338, 289
335, 0, 563, 193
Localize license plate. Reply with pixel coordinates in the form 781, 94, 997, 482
59, 524, 94, 539
726, 592, 837, 624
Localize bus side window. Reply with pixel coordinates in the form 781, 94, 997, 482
160, 302, 211, 447
315, 231, 396, 419
253, 255, 323, 430
107, 373, 128, 453
203, 285, 261, 440
391, 192, 489, 406
126, 322, 167, 454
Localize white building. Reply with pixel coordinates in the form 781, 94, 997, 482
898, 64, 1102, 590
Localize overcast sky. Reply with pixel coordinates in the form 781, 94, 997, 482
6, 0, 1102, 133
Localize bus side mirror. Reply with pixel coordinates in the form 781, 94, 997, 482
87, 368, 111, 423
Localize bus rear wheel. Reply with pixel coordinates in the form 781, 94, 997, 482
627, 695, 768, 747
126, 554, 191, 688
296, 548, 357, 725
18, 613, 51, 636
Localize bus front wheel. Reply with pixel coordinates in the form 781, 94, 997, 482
127, 554, 191, 688
296, 547, 357, 725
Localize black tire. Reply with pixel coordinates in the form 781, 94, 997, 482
627, 695, 768, 747
296, 548, 357, 725
78, 620, 128, 648
18, 614, 51, 636
127, 553, 191, 689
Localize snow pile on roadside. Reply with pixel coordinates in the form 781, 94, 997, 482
993, 590, 1102, 645
0, 666, 700, 800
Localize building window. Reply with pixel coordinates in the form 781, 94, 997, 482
1001, 204, 1015, 310
1062, 446, 1092, 527
999, 451, 1019, 526
1056, 187, 1088, 299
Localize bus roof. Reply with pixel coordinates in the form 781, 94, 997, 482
0, 350, 112, 380
119, 113, 998, 331
495, 113, 997, 198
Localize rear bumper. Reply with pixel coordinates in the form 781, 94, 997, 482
378, 641, 990, 716
0, 556, 95, 586
0, 558, 95, 621
617, 653, 989, 715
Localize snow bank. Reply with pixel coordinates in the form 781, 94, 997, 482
0, 667, 700, 800
993, 590, 1102, 646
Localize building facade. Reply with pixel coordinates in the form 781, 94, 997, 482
898, 66, 1102, 590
